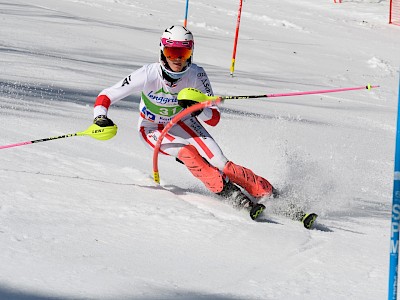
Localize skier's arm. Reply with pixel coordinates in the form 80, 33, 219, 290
193, 68, 220, 126
197, 106, 220, 126
94, 67, 147, 118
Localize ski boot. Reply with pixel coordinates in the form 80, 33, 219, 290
217, 180, 265, 221
271, 187, 280, 198
217, 179, 252, 208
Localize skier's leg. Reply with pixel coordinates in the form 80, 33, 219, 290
138, 118, 262, 206
172, 118, 229, 170
177, 144, 224, 193
138, 118, 227, 164
139, 121, 225, 193
222, 161, 275, 198
176, 145, 253, 208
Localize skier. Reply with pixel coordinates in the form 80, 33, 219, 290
93, 25, 305, 222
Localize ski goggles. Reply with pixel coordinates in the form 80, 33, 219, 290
161, 38, 193, 60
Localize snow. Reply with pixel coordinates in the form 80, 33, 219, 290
0, 0, 399, 299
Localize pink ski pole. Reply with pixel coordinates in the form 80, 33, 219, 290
0, 134, 78, 150
221, 84, 379, 100
153, 84, 379, 183
0, 123, 118, 150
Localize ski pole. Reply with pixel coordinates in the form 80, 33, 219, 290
177, 84, 379, 103
0, 123, 117, 150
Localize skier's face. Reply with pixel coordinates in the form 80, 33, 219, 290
165, 56, 187, 72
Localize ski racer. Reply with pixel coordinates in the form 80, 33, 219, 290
92, 25, 280, 218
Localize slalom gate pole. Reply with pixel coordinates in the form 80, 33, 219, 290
389, 0, 393, 24
183, 0, 189, 27
153, 84, 379, 184
152, 98, 222, 184
0, 124, 117, 150
389, 74, 400, 300
230, 0, 243, 77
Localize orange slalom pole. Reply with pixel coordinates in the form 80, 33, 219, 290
230, 0, 243, 77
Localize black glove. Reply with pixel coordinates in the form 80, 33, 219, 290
178, 100, 203, 117
178, 99, 198, 108
94, 115, 114, 127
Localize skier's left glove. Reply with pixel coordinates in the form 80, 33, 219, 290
178, 100, 203, 117
94, 115, 114, 127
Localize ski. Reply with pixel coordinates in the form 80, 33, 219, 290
159, 177, 318, 228
268, 189, 319, 229
300, 213, 318, 229
249, 203, 266, 220
248, 202, 318, 229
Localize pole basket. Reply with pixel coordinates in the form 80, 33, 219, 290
390, 0, 400, 25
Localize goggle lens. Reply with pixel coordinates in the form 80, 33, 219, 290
163, 47, 192, 60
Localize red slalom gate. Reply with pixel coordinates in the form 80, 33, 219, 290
390, 0, 400, 25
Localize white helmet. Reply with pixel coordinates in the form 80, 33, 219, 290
160, 25, 194, 80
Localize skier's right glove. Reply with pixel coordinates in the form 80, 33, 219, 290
94, 115, 114, 127
178, 99, 198, 108
178, 100, 203, 117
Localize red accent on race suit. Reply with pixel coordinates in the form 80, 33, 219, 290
139, 125, 174, 155
177, 121, 214, 159
157, 124, 175, 142
94, 95, 111, 109
140, 126, 168, 155
204, 108, 220, 126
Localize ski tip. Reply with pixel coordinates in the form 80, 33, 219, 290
301, 213, 318, 229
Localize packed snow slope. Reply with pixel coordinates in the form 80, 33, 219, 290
1, 0, 399, 299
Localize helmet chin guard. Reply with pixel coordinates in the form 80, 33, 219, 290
159, 25, 194, 80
